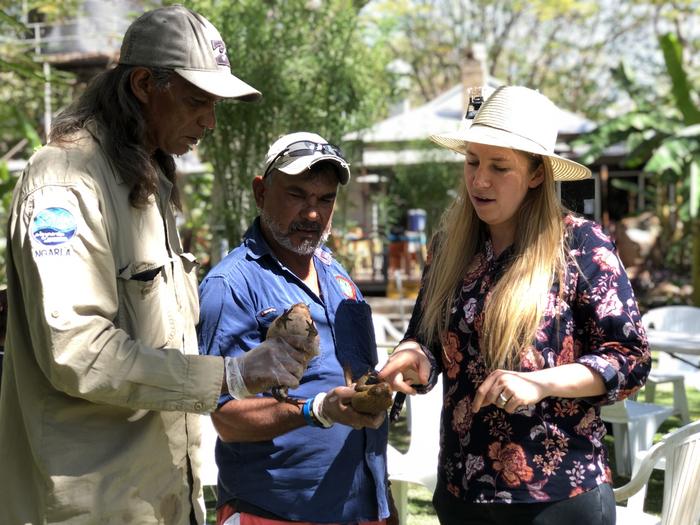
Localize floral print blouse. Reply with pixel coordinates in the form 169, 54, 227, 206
405, 215, 650, 504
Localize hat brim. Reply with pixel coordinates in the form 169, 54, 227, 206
176, 69, 261, 101
276, 154, 351, 185
430, 125, 591, 182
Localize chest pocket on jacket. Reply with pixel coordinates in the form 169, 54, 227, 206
117, 259, 175, 349
334, 300, 377, 380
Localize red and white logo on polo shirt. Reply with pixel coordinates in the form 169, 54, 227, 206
335, 275, 357, 299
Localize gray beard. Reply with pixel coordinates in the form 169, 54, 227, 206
260, 209, 331, 256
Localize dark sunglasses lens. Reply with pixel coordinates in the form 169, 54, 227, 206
287, 148, 316, 158
286, 141, 317, 157
322, 144, 345, 160
269, 141, 345, 175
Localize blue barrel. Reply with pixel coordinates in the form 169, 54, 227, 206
407, 209, 427, 232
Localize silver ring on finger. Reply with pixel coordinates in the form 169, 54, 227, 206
497, 391, 509, 408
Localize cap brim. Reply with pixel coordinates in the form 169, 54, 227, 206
430, 126, 591, 182
175, 69, 261, 101
277, 154, 351, 185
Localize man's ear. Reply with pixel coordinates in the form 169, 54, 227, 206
528, 163, 545, 189
130, 67, 153, 104
252, 176, 266, 208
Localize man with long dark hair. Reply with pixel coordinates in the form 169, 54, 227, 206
0, 6, 311, 524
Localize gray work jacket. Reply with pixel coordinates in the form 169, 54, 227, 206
0, 124, 223, 524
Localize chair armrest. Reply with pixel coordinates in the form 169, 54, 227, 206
613, 440, 665, 502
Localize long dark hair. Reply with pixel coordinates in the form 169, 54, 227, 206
50, 64, 180, 208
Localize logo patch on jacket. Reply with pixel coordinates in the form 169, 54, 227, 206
335, 275, 357, 299
31, 207, 77, 255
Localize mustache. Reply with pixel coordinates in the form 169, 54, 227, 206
290, 221, 322, 233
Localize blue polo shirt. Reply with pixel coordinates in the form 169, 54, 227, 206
198, 218, 389, 523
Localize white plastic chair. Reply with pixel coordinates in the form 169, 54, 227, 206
196, 415, 220, 522
373, 313, 405, 349
373, 312, 405, 372
387, 375, 442, 525
199, 414, 219, 488
614, 419, 700, 525
642, 306, 697, 424
601, 399, 674, 477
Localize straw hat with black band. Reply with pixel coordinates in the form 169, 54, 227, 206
430, 85, 591, 182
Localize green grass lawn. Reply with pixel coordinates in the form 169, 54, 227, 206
204, 385, 699, 524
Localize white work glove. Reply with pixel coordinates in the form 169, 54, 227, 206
224, 336, 308, 399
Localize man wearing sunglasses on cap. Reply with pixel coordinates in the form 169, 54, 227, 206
198, 132, 396, 525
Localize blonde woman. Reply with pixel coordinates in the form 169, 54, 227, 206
379, 86, 650, 525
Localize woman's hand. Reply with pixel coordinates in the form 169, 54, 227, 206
472, 364, 606, 413
377, 341, 431, 394
472, 369, 547, 414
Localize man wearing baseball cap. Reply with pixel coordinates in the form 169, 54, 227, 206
198, 132, 397, 524
0, 6, 312, 524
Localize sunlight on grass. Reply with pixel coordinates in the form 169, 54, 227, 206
406, 485, 439, 525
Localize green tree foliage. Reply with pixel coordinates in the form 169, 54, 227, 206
578, 32, 700, 304
183, 0, 395, 253
1, 2, 78, 157
0, 3, 79, 284
385, 156, 461, 238
368, 0, 700, 120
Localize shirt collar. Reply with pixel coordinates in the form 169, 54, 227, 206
243, 217, 273, 261
84, 120, 124, 185
85, 119, 173, 192
84, 120, 173, 194
483, 237, 515, 266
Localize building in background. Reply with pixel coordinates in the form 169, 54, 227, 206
4, 12, 646, 297
341, 45, 644, 296
4, 0, 206, 176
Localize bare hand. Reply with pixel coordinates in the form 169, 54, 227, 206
321, 386, 385, 430
376, 341, 431, 394
472, 369, 546, 414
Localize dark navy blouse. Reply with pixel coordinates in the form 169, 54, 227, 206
406, 215, 650, 504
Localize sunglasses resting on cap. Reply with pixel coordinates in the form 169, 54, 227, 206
263, 136, 350, 184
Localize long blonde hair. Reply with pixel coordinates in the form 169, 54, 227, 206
418, 153, 567, 371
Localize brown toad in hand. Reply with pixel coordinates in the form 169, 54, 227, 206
267, 303, 320, 405
349, 370, 393, 415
